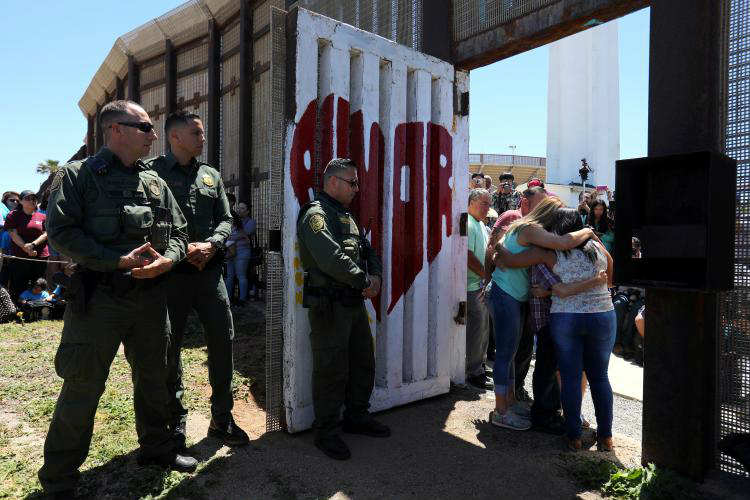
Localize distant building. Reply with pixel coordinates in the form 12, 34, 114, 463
469, 153, 546, 188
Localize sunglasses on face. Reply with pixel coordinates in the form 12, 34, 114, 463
6, 199, 19, 204
334, 175, 359, 188
116, 121, 155, 133
22, 197, 37, 202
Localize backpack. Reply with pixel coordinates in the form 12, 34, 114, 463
0, 286, 16, 322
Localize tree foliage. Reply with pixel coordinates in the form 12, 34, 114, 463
36, 159, 60, 175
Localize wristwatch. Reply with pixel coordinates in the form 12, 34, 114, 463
208, 239, 224, 251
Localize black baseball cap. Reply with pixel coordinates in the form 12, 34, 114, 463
471, 172, 484, 180
20, 190, 37, 200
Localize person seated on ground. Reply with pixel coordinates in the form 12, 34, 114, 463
493, 207, 616, 452
18, 278, 58, 322
18, 278, 51, 304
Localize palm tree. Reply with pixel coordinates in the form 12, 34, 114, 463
36, 159, 60, 175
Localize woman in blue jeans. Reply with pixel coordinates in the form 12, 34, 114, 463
225, 202, 256, 306
487, 197, 595, 431
493, 207, 615, 449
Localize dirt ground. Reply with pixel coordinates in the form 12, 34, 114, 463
177, 300, 642, 500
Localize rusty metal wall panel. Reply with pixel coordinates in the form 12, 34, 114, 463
452, 0, 560, 42
141, 85, 167, 157
140, 60, 166, 87
291, 0, 423, 50
219, 32, 241, 187
720, 0, 750, 479
176, 70, 210, 163
176, 39, 209, 72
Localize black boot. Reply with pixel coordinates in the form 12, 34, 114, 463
315, 433, 351, 460
171, 422, 187, 452
342, 415, 391, 438
207, 417, 250, 447
137, 453, 198, 473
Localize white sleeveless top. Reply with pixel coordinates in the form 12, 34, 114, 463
550, 245, 614, 314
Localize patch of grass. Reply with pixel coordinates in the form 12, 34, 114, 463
0, 316, 260, 500
566, 456, 702, 500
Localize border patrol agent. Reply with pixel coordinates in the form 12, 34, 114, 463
38, 101, 195, 500
297, 158, 390, 460
148, 111, 249, 449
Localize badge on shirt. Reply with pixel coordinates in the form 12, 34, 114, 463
309, 214, 326, 234
202, 175, 214, 187
148, 180, 161, 197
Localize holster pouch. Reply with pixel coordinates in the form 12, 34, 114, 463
54, 268, 89, 316
150, 206, 172, 253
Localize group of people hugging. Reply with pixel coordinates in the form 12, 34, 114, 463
475, 188, 616, 452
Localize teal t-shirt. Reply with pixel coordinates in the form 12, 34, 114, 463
491, 230, 529, 302
467, 214, 488, 292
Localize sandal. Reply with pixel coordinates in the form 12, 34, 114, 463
596, 434, 613, 452
564, 436, 582, 451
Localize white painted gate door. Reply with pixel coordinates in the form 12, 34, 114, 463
283, 8, 469, 433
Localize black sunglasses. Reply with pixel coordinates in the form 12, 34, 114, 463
116, 121, 155, 133
334, 175, 359, 188
6, 199, 19, 204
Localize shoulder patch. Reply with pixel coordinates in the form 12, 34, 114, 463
202, 174, 215, 187
309, 214, 326, 234
50, 170, 65, 192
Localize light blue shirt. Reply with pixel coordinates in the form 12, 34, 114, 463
491, 230, 529, 302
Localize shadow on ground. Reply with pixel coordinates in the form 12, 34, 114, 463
27, 385, 649, 500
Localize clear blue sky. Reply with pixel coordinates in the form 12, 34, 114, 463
470, 7, 650, 159
1, 2, 649, 194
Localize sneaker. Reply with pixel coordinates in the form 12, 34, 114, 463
489, 409, 531, 431
509, 402, 532, 419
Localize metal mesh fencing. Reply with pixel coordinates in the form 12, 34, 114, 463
219, 50, 241, 189
265, 250, 285, 432
291, 0, 423, 51
720, 0, 750, 479
264, 5, 287, 433
452, 0, 560, 43
141, 85, 167, 157
175, 39, 210, 163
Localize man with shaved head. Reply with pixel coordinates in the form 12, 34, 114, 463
39, 100, 195, 500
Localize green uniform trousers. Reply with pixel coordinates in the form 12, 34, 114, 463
38, 282, 173, 493
308, 300, 375, 436
166, 264, 234, 426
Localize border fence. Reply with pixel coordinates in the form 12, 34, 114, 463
720, 0, 750, 479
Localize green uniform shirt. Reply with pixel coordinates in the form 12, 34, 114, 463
297, 192, 382, 289
147, 152, 232, 248
46, 147, 188, 272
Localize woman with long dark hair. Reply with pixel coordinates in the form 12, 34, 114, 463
587, 200, 614, 255
494, 208, 615, 451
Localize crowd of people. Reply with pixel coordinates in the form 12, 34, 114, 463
466, 172, 635, 451
0, 187, 259, 325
